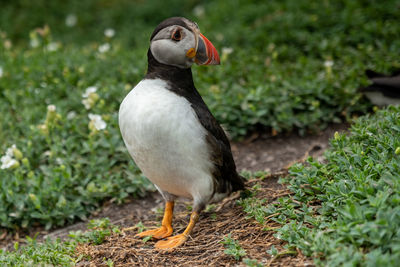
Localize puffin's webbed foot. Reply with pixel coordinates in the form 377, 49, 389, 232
136, 225, 173, 239
155, 211, 199, 250
155, 233, 188, 249
136, 201, 174, 240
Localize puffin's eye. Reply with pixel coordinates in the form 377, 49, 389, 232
171, 29, 182, 41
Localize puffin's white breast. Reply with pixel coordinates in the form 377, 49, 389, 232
119, 79, 214, 201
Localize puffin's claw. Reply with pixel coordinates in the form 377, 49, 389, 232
155, 233, 188, 250
136, 201, 174, 240
155, 211, 199, 250
136, 225, 173, 240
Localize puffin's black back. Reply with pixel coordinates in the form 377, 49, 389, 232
145, 17, 245, 194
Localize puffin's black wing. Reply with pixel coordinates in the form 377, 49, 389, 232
187, 89, 245, 194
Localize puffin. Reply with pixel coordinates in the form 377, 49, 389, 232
359, 69, 400, 106
118, 17, 245, 250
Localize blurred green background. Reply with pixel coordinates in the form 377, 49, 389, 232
3, 0, 399, 135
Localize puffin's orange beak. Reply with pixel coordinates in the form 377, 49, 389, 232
195, 33, 220, 65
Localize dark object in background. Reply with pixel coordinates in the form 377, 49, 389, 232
358, 69, 400, 106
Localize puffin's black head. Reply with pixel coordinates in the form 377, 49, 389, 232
148, 17, 220, 69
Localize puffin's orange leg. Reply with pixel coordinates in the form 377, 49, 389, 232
136, 201, 174, 239
155, 211, 199, 250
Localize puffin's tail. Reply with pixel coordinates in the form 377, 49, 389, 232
232, 173, 246, 192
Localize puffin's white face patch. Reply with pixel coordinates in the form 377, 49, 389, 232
150, 26, 196, 68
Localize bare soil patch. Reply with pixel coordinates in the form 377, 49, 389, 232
232, 123, 348, 172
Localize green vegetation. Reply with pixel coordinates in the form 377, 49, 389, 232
221, 234, 247, 260
239, 106, 400, 266
0, 0, 399, 238
243, 258, 263, 267
68, 218, 120, 245
0, 238, 77, 267
1, 1, 399, 264
0, 218, 116, 266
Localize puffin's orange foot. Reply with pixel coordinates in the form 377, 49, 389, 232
155, 233, 188, 250
136, 225, 173, 240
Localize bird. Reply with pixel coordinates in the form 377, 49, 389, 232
358, 69, 400, 106
118, 17, 245, 250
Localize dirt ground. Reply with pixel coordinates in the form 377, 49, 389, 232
0, 123, 347, 266
232, 123, 348, 172
76, 175, 312, 266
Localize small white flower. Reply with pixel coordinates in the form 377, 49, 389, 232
43, 151, 52, 157
47, 104, 56, 112
65, 14, 77, 27
104, 28, 115, 38
67, 111, 77, 120
46, 42, 58, 52
56, 158, 64, 165
82, 86, 98, 98
98, 43, 110, 53
82, 86, 100, 109
215, 33, 224, 42
5, 145, 16, 158
221, 47, 234, 61
1, 155, 18, 169
1, 144, 19, 169
193, 5, 205, 17
0, 66, 3, 78
89, 114, 107, 131
4, 40, 12, 49
324, 60, 334, 68
222, 47, 234, 55
82, 99, 91, 109
30, 38, 40, 48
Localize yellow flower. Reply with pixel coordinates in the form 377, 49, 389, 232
334, 131, 340, 140
29, 193, 41, 209
221, 47, 234, 61
38, 124, 49, 135
22, 158, 30, 168
44, 104, 61, 127
12, 147, 23, 160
